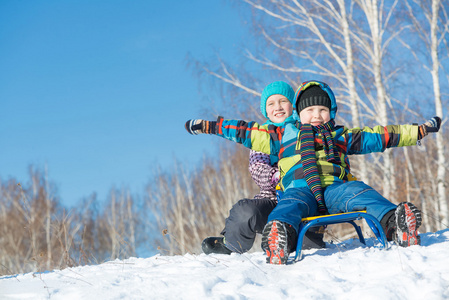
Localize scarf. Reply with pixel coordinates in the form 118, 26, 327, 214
299, 120, 340, 215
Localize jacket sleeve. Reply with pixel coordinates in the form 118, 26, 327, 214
214, 116, 278, 156
345, 124, 419, 155
248, 150, 278, 191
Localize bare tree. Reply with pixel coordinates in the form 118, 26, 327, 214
146, 145, 259, 255
99, 188, 138, 260
402, 0, 449, 229
351, 0, 398, 199
0, 168, 145, 276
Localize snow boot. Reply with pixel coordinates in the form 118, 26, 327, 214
201, 237, 232, 255
261, 220, 297, 265
380, 209, 396, 241
303, 226, 326, 250
394, 202, 422, 247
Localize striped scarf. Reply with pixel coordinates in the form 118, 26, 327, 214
299, 120, 340, 215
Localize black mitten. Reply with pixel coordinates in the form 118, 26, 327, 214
185, 119, 216, 135
418, 116, 441, 140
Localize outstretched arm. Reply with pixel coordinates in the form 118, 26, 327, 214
345, 116, 441, 155
185, 117, 278, 156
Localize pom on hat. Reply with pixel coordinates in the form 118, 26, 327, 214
296, 85, 331, 113
260, 81, 295, 118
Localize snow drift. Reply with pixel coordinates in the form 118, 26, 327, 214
1, 229, 449, 300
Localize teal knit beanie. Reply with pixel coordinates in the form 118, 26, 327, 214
260, 81, 295, 118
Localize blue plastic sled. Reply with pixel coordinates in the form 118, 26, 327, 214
294, 211, 388, 261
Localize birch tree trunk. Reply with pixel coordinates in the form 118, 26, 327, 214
430, 0, 448, 228
109, 192, 118, 259
356, 0, 396, 200
337, 0, 369, 183
44, 168, 52, 270
126, 191, 136, 256
404, 0, 448, 229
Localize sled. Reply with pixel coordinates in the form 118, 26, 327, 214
294, 211, 388, 261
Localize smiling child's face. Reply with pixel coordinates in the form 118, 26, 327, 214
266, 94, 293, 123
299, 105, 331, 126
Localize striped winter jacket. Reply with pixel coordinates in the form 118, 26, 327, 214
214, 117, 418, 191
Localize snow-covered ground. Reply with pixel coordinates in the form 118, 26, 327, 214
1, 229, 449, 300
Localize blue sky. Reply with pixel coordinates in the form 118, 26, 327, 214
0, 1, 248, 206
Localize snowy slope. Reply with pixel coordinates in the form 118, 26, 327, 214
1, 229, 449, 300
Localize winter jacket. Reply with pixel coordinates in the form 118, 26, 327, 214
214, 117, 418, 191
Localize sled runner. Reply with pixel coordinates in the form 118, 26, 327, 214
294, 211, 388, 261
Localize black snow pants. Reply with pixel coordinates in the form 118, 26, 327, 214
221, 198, 325, 253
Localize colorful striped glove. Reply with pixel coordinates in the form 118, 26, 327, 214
418, 116, 441, 140
185, 119, 216, 135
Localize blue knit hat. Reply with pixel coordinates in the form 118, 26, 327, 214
260, 81, 295, 118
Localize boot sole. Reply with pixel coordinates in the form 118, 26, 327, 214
262, 221, 289, 265
395, 202, 422, 247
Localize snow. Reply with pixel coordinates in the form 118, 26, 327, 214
1, 229, 449, 300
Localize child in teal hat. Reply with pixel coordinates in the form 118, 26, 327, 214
201, 81, 325, 255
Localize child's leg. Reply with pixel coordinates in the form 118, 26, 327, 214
267, 187, 317, 233
325, 181, 422, 247
324, 181, 396, 222
221, 198, 277, 253
263, 187, 318, 264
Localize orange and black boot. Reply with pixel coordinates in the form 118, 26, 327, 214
261, 220, 297, 265
394, 202, 422, 247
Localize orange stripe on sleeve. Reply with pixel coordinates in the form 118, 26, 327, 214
218, 117, 224, 135
383, 126, 390, 147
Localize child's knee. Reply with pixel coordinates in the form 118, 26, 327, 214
230, 199, 258, 219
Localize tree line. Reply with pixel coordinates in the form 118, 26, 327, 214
2, 133, 447, 276
0, 167, 145, 275
0, 146, 259, 275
